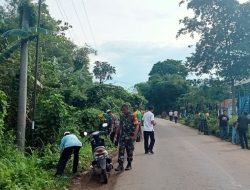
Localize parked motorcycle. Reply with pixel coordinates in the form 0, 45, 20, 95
99, 122, 110, 134
84, 124, 113, 184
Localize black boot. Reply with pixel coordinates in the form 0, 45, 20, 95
125, 162, 132, 170
115, 164, 124, 172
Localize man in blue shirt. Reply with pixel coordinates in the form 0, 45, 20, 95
55, 132, 82, 176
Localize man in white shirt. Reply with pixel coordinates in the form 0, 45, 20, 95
142, 105, 156, 154
169, 110, 173, 121
174, 110, 178, 124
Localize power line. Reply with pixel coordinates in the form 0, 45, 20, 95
80, 0, 98, 49
112, 80, 135, 86
55, 0, 66, 22
55, 0, 74, 40
71, 0, 89, 44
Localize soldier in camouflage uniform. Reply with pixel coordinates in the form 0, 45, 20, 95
114, 104, 138, 171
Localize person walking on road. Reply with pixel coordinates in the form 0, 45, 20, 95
169, 110, 173, 121
55, 132, 82, 176
142, 105, 156, 154
133, 106, 142, 142
114, 104, 139, 171
232, 121, 239, 145
218, 110, 229, 140
237, 112, 250, 149
198, 112, 208, 135
174, 110, 178, 124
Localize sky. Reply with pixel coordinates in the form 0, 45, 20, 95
44, 0, 248, 89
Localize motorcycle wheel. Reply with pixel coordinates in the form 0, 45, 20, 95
101, 169, 108, 184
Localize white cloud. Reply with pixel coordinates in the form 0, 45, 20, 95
90, 41, 193, 88
45, 0, 195, 87
238, 0, 249, 3
46, 0, 195, 46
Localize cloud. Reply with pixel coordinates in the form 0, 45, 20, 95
46, 0, 195, 46
45, 0, 197, 88
91, 41, 194, 89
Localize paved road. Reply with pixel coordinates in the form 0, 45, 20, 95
71, 118, 250, 190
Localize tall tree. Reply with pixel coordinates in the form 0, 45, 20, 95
178, 0, 250, 114
136, 59, 189, 113
149, 59, 188, 79
93, 61, 116, 84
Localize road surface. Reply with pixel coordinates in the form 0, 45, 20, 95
71, 118, 250, 190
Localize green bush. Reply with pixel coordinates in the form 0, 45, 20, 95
0, 91, 69, 190
193, 114, 200, 129
38, 144, 60, 170
99, 96, 124, 113
207, 115, 218, 135
183, 113, 220, 136
0, 82, 137, 189
0, 138, 69, 190
229, 115, 238, 126
35, 93, 73, 145
0, 90, 7, 137
79, 108, 102, 133
183, 115, 196, 127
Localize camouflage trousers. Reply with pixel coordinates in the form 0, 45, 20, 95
118, 137, 134, 164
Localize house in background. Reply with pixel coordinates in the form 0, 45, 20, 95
218, 79, 250, 117
235, 79, 250, 115
218, 99, 233, 117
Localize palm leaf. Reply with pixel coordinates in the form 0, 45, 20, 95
0, 35, 37, 62
1, 29, 28, 38
29, 27, 49, 35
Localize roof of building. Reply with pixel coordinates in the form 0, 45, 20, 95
235, 78, 250, 86
218, 99, 232, 107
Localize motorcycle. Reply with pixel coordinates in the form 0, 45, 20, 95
84, 123, 113, 184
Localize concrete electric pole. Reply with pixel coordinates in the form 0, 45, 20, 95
17, 0, 29, 151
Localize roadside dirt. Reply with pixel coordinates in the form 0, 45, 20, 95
70, 153, 119, 190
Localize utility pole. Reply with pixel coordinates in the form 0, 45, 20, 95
31, 0, 42, 147
17, 0, 29, 151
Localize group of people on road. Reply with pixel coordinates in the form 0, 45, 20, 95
195, 109, 250, 150
218, 110, 250, 149
114, 104, 156, 171
168, 110, 179, 123
54, 105, 250, 176
198, 112, 210, 135
55, 104, 156, 175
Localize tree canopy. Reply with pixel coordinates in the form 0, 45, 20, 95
149, 59, 188, 79
93, 61, 116, 84
178, 0, 250, 81
136, 59, 189, 113
178, 0, 250, 113
0, 0, 143, 147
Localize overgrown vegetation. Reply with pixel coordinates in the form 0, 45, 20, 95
135, 59, 230, 115
179, 113, 250, 144
136, 59, 189, 114
136, 0, 250, 117
180, 113, 219, 136
0, 1, 146, 189
178, 0, 250, 114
